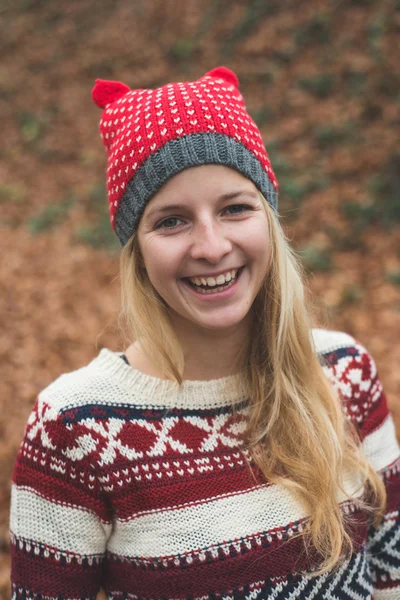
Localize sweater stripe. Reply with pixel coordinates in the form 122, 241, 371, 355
115, 466, 264, 518
10, 486, 110, 556
11, 547, 103, 600
11, 460, 110, 521
104, 526, 370, 599
361, 416, 400, 472
374, 591, 400, 600
108, 478, 369, 559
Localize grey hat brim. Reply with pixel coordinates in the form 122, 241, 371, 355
115, 132, 278, 247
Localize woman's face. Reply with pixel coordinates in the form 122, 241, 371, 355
137, 165, 271, 333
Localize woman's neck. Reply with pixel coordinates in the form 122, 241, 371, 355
126, 316, 251, 381
178, 323, 250, 380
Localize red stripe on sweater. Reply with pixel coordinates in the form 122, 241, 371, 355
12, 462, 111, 522
358, 392, 390, 440
10, 544, 103, 598
105, 515, 370, 598
373, 578, 400, 590
384, 469, 400, 512
113, 465, 261, 518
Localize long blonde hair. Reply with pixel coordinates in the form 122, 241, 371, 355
119, 194, 386, 576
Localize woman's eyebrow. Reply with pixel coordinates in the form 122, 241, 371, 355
145, 190, 258, 221
145, 204, 184, 221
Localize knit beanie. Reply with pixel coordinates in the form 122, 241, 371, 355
92, 66, 278, 247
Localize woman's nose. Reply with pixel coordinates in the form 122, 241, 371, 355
189, 222, 232, 264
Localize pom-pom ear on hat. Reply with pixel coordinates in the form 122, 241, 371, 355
205, 66, 239, 90
92, 79, 131, 109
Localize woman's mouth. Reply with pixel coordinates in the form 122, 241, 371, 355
182, 267, 244, 295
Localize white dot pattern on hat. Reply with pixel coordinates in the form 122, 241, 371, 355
98, 69, 278, 227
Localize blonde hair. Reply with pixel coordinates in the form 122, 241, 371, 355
119, 194, 386, 577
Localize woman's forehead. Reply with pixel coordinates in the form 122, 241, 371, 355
143, 166, 258, 212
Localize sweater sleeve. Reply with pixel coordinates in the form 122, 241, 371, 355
326, 339, 400, 598
358, 346, 400, 599
10, 392, 113, 600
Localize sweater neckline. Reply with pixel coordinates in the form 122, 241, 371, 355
90, 348, 249, 409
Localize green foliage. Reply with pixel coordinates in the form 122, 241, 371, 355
340, 284, 363, 305
15, 0, 47, 9
279, 178, 308, 204
376, 72, 400, 98
80, 151, 96, 167
368, 169, 400, 229
349, 0, 375, 4
315, 126, 344, 148
340, 158, 400, 236
298, 74, 335, 98
19, 111, 43, 143
266, 146, 301, 214
249, 107, 273, 126
85, 182, 106, 210
344, 69, 367, 97
324, 223, 365, 252
386, 271, 400, 286
221, 0, 275, 56
341, 201, 379, 235
267, 146, 291, 176
299, 245, 333, 272
295, 13, 331, 46
18, 108, 57, 153
83, 55, 115, 79
28, 195, 75, 234
267, 144, 328, 218
272, 49, 296, 64
169, 39, 195, 62
0, 183, 26, 204
195, 0, 230, 39
305, 174, 331, 193
367, 14, 386, 58
315, 122, 359, 149
75, 220, 120, 252
367, 14, 386, 41
75, 182, 120, 253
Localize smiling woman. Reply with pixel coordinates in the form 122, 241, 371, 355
10, 67, 400, 600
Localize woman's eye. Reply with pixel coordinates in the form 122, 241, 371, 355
224, 204, 252, 215
155, 217, 183, 230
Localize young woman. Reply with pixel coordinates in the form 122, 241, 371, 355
10, 67, 400, 600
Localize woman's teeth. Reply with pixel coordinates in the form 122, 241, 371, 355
189, 269, 237, 287
187, 269, 240, 294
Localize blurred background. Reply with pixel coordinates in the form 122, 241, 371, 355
0, 0, 399, 596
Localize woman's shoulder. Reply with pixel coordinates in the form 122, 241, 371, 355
37, 348, 128, 414
312, 328, 388, 438
312, 327, 379, 375
311, 327, 378, 379
311, 327, 359, 358
23, 348, 132, 452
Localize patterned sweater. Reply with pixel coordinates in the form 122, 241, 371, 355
10, 329, 400, 600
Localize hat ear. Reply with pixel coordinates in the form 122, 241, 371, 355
92, 79, 131, 109
205, 66, 239, 89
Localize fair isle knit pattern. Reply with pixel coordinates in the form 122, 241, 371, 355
10, 329, 400, 600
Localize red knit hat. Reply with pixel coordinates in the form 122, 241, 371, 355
92, 66, 278, 246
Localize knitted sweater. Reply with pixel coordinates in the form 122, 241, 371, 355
10, 329, 400, 600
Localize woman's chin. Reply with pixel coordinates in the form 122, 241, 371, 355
182, 306, 251, 333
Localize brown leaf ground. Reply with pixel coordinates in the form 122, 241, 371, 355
0, 1, 399, 597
